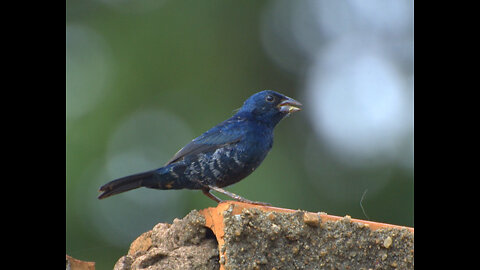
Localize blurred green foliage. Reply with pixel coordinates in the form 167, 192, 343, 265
67, 1, 413, 269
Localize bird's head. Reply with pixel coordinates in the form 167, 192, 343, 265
238, 90, 302, 126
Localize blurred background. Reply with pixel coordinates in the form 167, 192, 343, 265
66, 0, 413, 269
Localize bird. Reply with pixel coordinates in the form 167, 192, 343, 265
98, 90, 302, 205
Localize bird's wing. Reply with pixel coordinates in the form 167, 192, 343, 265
165, 120, 245, 165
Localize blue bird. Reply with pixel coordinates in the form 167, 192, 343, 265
98, 90, 302, 205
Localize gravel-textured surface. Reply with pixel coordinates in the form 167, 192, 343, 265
222, 206, 413, 269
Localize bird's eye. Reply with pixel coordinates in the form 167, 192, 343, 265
265, 95, 274, 102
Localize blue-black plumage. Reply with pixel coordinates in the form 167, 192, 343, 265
98, 90, 302, 204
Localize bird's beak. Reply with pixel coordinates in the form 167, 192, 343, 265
278, 96, 302, 113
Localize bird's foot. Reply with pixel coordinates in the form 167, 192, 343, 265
204, 185, 271, 206
237, 199, 271, 206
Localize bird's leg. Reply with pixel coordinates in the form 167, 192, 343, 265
202, 188, 222, 203
207, 185, 271, 206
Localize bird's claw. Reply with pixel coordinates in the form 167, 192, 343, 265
205, 185, 271, 206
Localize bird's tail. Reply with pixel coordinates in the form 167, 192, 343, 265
98, 170, 159, 199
